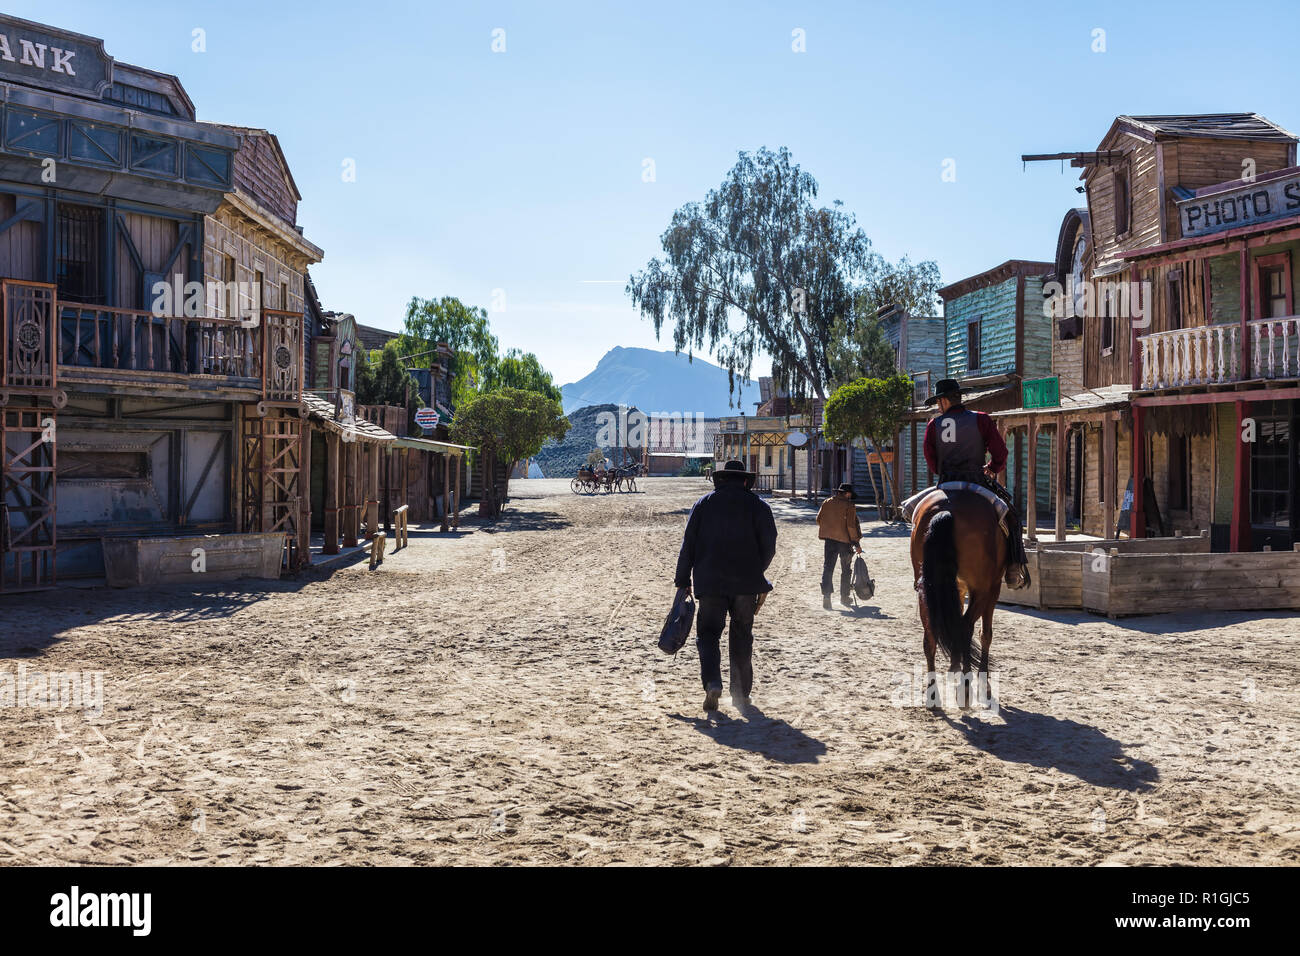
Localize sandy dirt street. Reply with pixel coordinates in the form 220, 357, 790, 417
1, 477, 1297, 865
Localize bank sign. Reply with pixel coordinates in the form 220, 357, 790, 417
0, 16, 113, 98
1178, 173, 1300, 239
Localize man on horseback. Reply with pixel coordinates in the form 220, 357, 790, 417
921, 379, 1029, 588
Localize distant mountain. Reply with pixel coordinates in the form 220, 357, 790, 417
535, 403, 644, 479
560, 347, 755, 417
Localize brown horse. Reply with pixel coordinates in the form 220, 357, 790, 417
910, 489, 1008, 709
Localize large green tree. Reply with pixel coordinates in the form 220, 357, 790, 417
627, 147, 940, 404
356, 341, 417, 406
483, 347, 562, 404
399, 296, 499, 410
450, 387, 569, 518
823, 374, 915, 519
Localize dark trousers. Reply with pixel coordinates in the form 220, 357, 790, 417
695, 594, 756, 695
821, 540, 854, 597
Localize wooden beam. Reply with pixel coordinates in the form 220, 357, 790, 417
323, 430, 340, 555
1231, 400, 1252, 552
1026, 421, 1038, 540
441, 453, 450, 533
299, 423, 312, 566
1103, 415, 1116, 540
453, 454, 461, 529
1131, 405, 1146, 539
1055, 415, 1068, 542
343, 440, 358, 548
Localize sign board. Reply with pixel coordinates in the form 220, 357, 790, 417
1022, 376, 1060, 409
1177, 171, 1300, 239
414, 407, 439, 430
787, 431, 808, 447
0, 15, 114, 98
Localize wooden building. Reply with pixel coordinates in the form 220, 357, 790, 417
898, 260, 1057, 521
0, 15, 469, 591
879, 304, 945, 499
1024, 113, 1300, 553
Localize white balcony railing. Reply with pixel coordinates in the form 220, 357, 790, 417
1138, 316, 1300, 389
1138, 323, 1240, 389
1249, 316, 1300, 381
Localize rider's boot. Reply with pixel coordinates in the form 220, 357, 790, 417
1004, 512, 1031, 589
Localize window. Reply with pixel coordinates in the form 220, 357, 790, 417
1250, 400, 1294, 530
967, 316, 982, 371
765, 445, 773, 468
1100, 284, 1114, 353
1114, 167, 1130, 236
1255, 254, 1292, 319
1167, 434, 1190, 511
55, 204, 105, 304
1167, 270, 1183, 331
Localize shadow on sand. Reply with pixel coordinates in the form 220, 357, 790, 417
941, 703, 1159, 792
669, 703, 827, 764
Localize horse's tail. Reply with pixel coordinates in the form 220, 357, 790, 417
922, 509, 973, 670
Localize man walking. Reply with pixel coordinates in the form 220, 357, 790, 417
674, 459, 777, 712
817, 482, 862, 609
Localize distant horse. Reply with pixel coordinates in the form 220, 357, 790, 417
910, 489, 1009, 709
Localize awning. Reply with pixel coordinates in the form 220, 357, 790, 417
301, 392, 398, 443
392, 436, 475, 455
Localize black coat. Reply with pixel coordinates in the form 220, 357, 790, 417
674, 482, 777, 596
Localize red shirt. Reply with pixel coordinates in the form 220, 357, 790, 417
923, 406, 1008, 476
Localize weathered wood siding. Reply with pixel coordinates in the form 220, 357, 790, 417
1164, 139, 1293, 241
945, 277, 1019, 377
0, 194, 41, 281
203, 206, 305, 315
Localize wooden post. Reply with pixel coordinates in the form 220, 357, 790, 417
365, 443, 380, 540
1013, 429, 1025, 516
1026, 420, 1038, 541
1231, 400, 1252, 552
1132, 405, 1147, 539
299, 421, 312, 566
382, 449, 392, 535
323, 431, 340, 555
343, 440, 358, 548
910, 420, 918, 495
1055, 416, 1067, 542
400, 448, 409, 518
1103, 415, 1116, 541
453, 453, 461, 530
441, 453, 451, 532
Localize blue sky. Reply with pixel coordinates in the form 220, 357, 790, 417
21, 0, 1300, 385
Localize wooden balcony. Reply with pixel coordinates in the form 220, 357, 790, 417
1138, 317, 1300, 390
1137, 323, 1241, 389
2, 280, 305, 403
60, 302, 261, 387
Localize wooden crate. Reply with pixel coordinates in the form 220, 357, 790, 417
1000, 531, 1211, 610
1082, 546, 1300, 617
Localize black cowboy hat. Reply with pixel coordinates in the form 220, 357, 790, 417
712, 458, 755, 482
924, 378, 963, 407
837, 483, 856, 499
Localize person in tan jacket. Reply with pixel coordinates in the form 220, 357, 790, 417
817, 483, 862, 609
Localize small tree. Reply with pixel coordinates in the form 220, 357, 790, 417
355, 341, 419, 430
823, 374, 914, 520
451, 388, 569, 518
585, 448, 606, 467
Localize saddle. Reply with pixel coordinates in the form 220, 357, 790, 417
901, 482, 1010, 535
